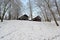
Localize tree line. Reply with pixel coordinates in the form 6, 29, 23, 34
0, 0, 60, 26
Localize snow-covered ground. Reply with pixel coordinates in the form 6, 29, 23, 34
0, 20, 60, 40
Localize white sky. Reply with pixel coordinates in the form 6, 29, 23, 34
20, 0, 42, 18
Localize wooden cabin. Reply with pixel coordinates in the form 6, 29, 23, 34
18, 14, 28, 20
32, 16, 41, 21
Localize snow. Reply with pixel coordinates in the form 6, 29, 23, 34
0, 20, 60, 40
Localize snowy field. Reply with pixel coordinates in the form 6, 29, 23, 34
0, 20, 60, 40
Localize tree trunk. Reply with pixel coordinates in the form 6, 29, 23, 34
0, 14, 1, 19
1, 0, 10, 22
8, 12, 11, 20
55, 0, 60, 16
45, 0, 59, 26
50, 9, 59, 26
44, 8, 50, 22
1, 8, 5, 22
29, 0, 33, 20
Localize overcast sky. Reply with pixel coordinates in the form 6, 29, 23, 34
20, 0, 42, 18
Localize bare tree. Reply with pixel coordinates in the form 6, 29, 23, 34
35, 0, 50, 21
29, 0, 33, 20
8, 11, 11, 20
44, 7, 50, 21
39, 7, 46, 21
11, 0, 22, 20
15, 0, 22, 20
0, 8, 1, 19
43, 4, 51, 22
44, 0, 59, 26
1, 0, 11, 22
0, 13, 1, 19
0, 1, 2, 20
55, 0, 60, 16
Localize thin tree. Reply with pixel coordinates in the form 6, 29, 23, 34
44, 8, 50, 21
1, 0, 11, 22
44, 0, 59, 26
55, 0, 60, 16
0, 9, 1, 19
0, 13, 1, 19
11, 0, 22, 20
29, 0, 33, 20
8, 11, 11, 20
36, 5, 46, 21
0, 1, 2, 20
34, 0, 51, 21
